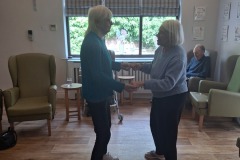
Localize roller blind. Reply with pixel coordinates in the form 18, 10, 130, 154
141, 0, 180, 16
65, 0, 102, 16
65, 0, 180, 17
105, 0, 140, 16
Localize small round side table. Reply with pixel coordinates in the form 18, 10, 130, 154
118, 75, 135, 105
61, 83, 82, 121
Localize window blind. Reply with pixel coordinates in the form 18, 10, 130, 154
65, 0, 180, 17
65, 0, 102, 16
105, 0, 140, 16
141, 0, 180, 16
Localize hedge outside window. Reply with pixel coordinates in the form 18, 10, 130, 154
65, 0, 180, 57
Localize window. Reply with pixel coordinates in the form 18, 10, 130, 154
66, 0, 180, 57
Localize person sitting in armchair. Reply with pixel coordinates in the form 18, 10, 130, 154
185, 44, 211, 109
186, 44, 210, 79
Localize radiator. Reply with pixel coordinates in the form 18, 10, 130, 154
73, 67, 82, 83
117, 69, 150, 82
73, 68, 150, 83
73, 64, 151, 93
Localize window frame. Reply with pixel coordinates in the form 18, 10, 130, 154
66, 15, 178, 58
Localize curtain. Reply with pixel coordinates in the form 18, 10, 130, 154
65, 0, 180, 17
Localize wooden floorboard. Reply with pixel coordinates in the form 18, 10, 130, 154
0, 98, 239, 160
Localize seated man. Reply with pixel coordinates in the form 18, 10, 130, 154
186, 44, 210, 79
185, 44, 211, 109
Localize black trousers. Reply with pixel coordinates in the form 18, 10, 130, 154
150, 92, 187, 160
87, 100, 111, 160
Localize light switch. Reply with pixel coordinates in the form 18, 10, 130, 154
28, 30, 33, 41
49, 24, 57, 31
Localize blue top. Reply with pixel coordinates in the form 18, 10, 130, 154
186, 55, 210, 78
80, 32, 124, 103
141, 45, 188, 98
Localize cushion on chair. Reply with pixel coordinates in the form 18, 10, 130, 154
7, 96, 51, 117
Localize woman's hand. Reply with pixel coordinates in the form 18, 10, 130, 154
130, 63, 143, 71
130, 81, 144, 88
124, 83, 138, 92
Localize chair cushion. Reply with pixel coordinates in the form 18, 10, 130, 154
190, 92, 208, 109
7, 96, 51, 116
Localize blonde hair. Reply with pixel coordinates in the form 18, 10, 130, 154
160, 20, 184, 46
85, 5, 112, 36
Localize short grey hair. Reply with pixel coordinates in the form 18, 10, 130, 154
85, 5, 112, 36
160, 20, 184, 46
195, 44, 205, 53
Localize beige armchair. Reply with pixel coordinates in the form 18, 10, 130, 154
237, 137, 240, 157
0, 89, 3, 133
185, 49, 218, 108
190, 55, 240, 131
3, 53, 57, 136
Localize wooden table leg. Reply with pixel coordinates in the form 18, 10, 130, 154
120, 91, 124, 105
129, 91, 133, 105
65, 90, 69, 121
77, 89, 81, 120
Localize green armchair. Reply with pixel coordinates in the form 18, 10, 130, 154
3, 53, 57, 136
185, 49, 218, 108
190, 55, 240, 131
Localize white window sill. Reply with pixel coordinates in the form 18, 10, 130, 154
67, 57, 153, 63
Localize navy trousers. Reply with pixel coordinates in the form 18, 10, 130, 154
87, 100, 111, 160
150, 92, 187, 160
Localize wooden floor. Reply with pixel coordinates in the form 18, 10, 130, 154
0, 98, 240, 160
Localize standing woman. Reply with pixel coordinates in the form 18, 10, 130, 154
131, 20, 188, 160
80, 5, 136, 160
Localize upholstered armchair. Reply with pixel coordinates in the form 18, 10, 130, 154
190, 55, 240, 131
3, 53, 57, 136
185, 49, 218, 108
0, 89, 3, 133
237, 137, 240, 157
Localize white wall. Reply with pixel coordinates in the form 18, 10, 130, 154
0, 0, 67, 93
181, 0, 219, 52
0, 0, 222, 98
215, 0, 240, 82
